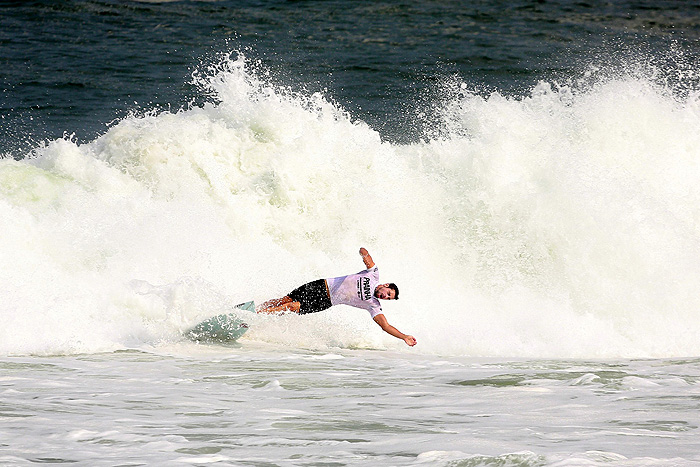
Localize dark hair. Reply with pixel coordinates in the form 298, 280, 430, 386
388, 283, 399, 300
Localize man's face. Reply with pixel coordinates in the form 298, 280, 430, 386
374, 284, 396, 300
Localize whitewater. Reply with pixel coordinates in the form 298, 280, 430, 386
3, 53, 700, 358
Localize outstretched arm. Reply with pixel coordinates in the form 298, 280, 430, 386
359, 247, 375, 269
373, 314, 417, 346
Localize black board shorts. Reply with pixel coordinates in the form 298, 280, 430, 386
288, 279, 332, 315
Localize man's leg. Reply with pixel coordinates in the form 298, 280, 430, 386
256, 296, 301, 314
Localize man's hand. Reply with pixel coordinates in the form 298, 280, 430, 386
359, 247, 375, 269
403, 335, 417, 347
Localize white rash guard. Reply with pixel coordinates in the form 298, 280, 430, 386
326, 267, 383, 318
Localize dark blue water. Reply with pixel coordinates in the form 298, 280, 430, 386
2, 0, 699, 157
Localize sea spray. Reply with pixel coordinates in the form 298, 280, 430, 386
2, 53, 700, 357
406, 72, 700, 357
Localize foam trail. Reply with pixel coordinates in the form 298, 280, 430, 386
2, 53, 700, 357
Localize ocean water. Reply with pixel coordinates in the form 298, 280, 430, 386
3, 1, 700, 465
3, 349, 700, 466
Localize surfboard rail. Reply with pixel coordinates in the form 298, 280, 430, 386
185, 301, 254, 344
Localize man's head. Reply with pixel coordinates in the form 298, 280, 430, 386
375, 283, 399, 300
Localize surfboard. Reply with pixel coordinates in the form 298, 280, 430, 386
185, 301, 254, 344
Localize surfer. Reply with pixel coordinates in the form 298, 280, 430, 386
257, 248, 417, 347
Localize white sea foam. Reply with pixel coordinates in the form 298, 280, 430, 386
2, 53, 700, 358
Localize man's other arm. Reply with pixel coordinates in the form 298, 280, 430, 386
373, 314, 417, 346
359, 247, 375, 269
